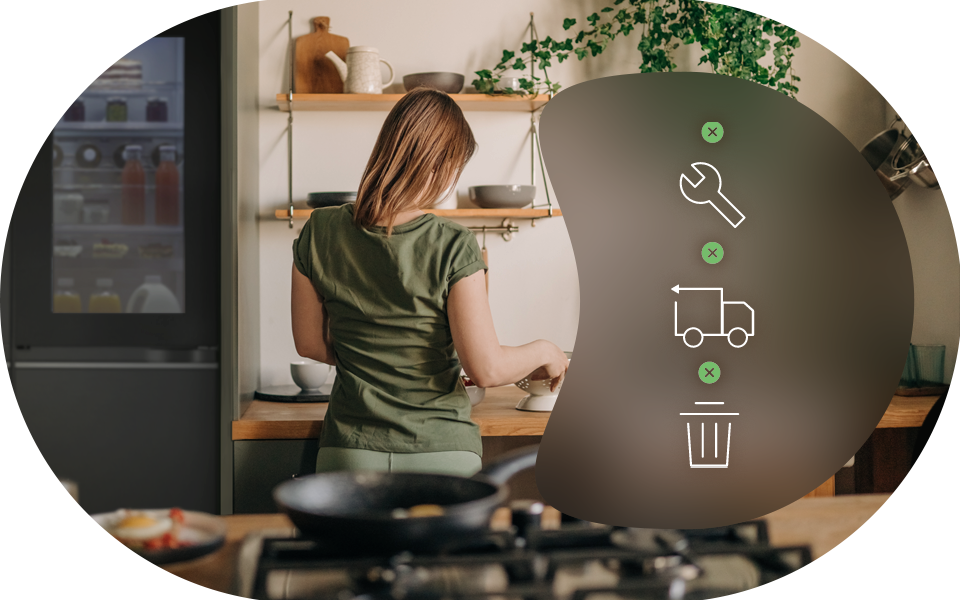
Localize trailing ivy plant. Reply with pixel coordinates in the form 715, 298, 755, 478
472, 0, 800, 98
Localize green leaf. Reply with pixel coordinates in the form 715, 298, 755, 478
601, 7, 614, 13
512, 58, 526, 71
587, 12, 600, 25
563, 17, 577, 30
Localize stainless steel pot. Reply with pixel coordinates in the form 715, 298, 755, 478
860, 126, 912, 200
891, 101, 960, 189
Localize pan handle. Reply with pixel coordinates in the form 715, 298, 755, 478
475, 444, 538, 485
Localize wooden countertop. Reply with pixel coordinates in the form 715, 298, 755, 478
234, 388, 939, 441
164, 494, 890, 595
234, 386, 547, 440
876, 394, 940, 428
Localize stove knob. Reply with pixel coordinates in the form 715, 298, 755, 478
510, 499, 544, 537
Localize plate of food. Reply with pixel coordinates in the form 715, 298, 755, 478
92, 508, 227, 565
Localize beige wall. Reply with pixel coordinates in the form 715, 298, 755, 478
878, 0, 960, 382
242, 0, 958, 387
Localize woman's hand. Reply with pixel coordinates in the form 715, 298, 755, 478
448, 270, 568, 389
526, 342, 569, 392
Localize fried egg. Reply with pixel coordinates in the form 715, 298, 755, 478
112, 513, 173, 541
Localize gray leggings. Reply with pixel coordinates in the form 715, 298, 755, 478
316, 447, 482, 477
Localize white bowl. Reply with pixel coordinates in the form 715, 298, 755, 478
516, 394, 557, 412
465, 385, 486, 406
291, 361, 332, 392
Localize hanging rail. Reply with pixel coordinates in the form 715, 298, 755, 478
467, 220, 519, 242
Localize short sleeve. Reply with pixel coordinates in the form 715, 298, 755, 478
447, 230, 488, 289
292, 213, 314, 278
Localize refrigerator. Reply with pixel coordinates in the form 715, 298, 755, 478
2, 11, 222, 515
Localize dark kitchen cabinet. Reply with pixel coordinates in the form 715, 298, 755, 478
233, 439, 319, 513
0, 365, 10, 473
16, 366, 219, 514
0, 0, 13, 473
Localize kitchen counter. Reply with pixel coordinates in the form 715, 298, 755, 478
164, 494, 890, 595
233, 389, 939, 441
234, 385, 547, 440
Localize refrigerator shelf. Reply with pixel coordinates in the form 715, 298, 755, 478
75, 82, 184, 96
54, 122, 184, 136
54, 183, 166, 191
53, 256, 184, 271
54, 224, 184, 235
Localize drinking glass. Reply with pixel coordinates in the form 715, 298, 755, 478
898, 345, 917, 388
913, 344, 945, 387
0, 475, 77, 599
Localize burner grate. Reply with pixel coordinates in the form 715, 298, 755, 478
246, 520, 809, 600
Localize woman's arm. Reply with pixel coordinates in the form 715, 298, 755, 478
291, 263, 336, 365
448, 270, 568, 390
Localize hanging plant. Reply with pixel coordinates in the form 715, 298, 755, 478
472, 0, 800, 98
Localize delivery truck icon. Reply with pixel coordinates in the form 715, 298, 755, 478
672, 285, 755, 348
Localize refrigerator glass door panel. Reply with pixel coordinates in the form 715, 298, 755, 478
53, 37, 186, 315
11, 13, 219, 348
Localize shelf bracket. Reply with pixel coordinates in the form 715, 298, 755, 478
286, 11, 295, 229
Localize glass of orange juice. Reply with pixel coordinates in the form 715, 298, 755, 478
0, 475, 77, 598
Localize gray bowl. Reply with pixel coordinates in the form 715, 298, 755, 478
468, 185, 536, 209
307, 192, 356, 208
403, 72, 464, 94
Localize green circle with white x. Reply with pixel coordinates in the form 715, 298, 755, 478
702, 121, 724, 143
699, 361, 721, 384
701, 242, 724, 264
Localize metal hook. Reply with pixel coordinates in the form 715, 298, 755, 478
923, 88, 933, 115
482, 226, 487, 250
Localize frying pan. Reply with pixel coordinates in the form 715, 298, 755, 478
273, 445, 538, 554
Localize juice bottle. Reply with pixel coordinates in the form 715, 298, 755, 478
155, 145, 179, 225
121, 145, 145, 225
0, 502, 68, 593
52, 278, 82, 313
88, 278, 122, 313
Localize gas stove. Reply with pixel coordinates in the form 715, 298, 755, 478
235, 505, 811, 600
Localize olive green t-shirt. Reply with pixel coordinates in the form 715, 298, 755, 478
292, 204, 486, 456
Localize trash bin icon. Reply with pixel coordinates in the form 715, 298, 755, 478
686, 420, 733, 468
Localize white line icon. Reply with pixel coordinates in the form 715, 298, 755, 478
686, 422, 733, 468
672, 285, 755, 348
679, 162, 746, 228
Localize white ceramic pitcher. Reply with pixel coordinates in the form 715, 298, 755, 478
326, 46, 395, 94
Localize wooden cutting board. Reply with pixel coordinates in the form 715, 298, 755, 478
295, 17, 349, 94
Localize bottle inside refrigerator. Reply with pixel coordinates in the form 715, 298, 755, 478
52, 36, 186, 314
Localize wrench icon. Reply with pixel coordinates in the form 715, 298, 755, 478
679, 162, 745, 228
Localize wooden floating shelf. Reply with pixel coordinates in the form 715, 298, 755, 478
276, 93, 549, 112
275, 208, 562, 220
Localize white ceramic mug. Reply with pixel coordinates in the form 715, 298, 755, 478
291, 361, 332, 392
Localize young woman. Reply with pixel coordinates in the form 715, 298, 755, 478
291, 88, 569, 476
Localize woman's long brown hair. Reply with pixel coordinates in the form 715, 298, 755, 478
354, 88, 477, 234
